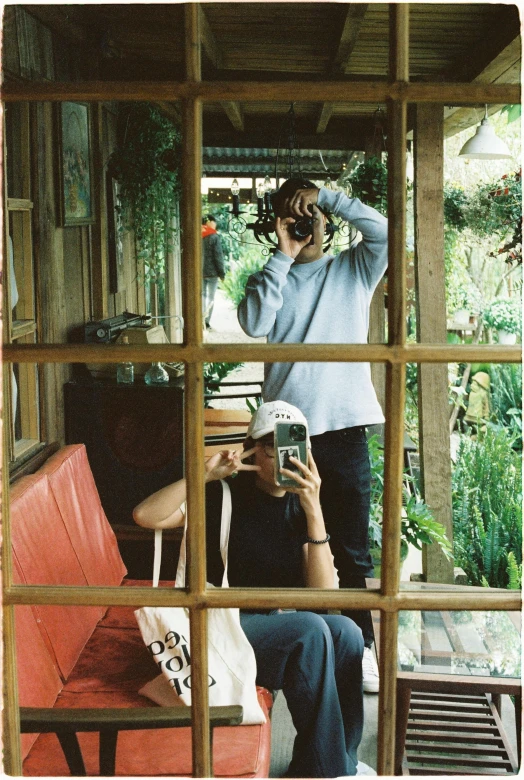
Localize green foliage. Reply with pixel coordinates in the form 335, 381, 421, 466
203, 362, 244, 407
443, 184, 468, 232
109, 104, 181, 283
465, 170, 522, 264
452, 428, 522, 588
220, 252, 266, 307
506, 552, 522, 590
482, 297, 521, 334
501, 104, 522, 124
368, 434, 452, 558
488, 363, 522, 443
347, 156, 388, 216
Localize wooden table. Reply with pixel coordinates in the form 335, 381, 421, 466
371, 583, 521, 775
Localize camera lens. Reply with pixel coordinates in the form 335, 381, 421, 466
291, 217, 314, 239
290, 424, 306, 440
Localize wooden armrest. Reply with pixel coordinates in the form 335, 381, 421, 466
20, 705, 243, 776
20, 705, 243, 732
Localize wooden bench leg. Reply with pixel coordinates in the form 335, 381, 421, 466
395, 683, 411, 776
56, 732, 87, 776
100, 728, 118, 776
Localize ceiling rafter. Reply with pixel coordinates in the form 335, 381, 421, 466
444, 36, 521, 137
316, 4, 369, 134
199, 6, 244, 132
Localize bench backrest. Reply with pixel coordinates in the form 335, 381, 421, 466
11, 445, 127, 681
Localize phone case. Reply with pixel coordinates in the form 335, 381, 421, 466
274, 421, 308, 487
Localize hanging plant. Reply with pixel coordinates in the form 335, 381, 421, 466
108, 103, 182, 283
347, 156, 388, 216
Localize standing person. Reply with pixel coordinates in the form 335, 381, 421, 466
202, 214, 226, 329
134, 401, 375, 778
237, 179, 388, 694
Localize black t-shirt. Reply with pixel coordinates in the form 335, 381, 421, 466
204, 473, 308, 589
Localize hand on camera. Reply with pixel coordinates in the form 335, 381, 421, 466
204, 448, 260, 482
275, 216, 313, 258
284, 187, 319, 219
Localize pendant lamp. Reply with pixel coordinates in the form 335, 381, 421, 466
459, 106, 512, 160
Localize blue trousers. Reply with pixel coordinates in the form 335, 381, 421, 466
240, 610, 364, 778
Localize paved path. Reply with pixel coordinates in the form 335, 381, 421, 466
204, 289, 264, 409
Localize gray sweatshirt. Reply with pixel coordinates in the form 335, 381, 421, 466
237, 188, 388, 436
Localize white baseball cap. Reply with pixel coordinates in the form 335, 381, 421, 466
247, 401, 309, 441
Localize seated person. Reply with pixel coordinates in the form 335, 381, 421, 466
134, 400, 371, 778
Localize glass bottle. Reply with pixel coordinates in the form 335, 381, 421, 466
144, 362, 169, 386
116, 335, 134, 384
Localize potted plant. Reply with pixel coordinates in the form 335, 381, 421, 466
448, 283, 483, 327
482, 298, 521, 344
368, 435, 452, 578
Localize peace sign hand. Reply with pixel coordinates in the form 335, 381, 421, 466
204, 448, 260, 483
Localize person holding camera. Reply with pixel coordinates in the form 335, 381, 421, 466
134, 400, 374, 778
238, 179, 388, 694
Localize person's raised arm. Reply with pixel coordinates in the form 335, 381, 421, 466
280, 451, 336, 589
237, 217, 312, 337
318, 187, 388, 289
133, 448, 259, 530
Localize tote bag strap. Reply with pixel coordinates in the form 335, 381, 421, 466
155, 480, 232, 589
219, 479, 232, 588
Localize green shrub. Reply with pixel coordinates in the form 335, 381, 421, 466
220, 252, 266, 307
488, 363, 522, 445
482, 298, 521, 334
203, 362, 244, 407
452, 428, 522, 588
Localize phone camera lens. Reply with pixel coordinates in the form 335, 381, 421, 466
290, 424, 305, 441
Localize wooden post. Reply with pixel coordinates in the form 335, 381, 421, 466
414, 103, 454, 584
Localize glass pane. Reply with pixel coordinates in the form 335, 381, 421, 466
398, 609, 521, 679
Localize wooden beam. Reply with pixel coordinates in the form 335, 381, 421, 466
414, 103, 454, 585
155, 101, 182, 124
444, 37, 521, 137
317, 4, 368, 133
199, 5, 223, 70
219, 100, 244, 131
2, 80, 520, 105
316, 103, 335, 134
333, 3, 369, 74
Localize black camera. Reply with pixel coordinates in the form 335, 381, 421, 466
290, 217, 314, 240
289, 424, 306, 441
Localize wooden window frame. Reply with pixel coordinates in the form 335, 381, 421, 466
2, 5, 521, 776
4, 101, 41, 466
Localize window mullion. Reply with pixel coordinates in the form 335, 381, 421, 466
378, 4, 410, 777
182, 5, 210, 778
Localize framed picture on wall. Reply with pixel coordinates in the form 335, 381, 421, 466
106, 175, 125, 293
58, 102, 94, 226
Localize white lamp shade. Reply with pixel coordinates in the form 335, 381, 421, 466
459, 118, 512, 160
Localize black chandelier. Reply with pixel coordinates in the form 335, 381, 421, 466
226, 104, 353, 254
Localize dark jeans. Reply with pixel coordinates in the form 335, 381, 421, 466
310, 426, 375, 647
240, 610, 364, 778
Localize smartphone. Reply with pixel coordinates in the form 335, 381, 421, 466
274, 421, 309, 487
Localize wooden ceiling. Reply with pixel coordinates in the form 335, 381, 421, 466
15, 3, 523, 162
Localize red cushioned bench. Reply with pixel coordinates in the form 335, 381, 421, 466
11, 444, 272, 776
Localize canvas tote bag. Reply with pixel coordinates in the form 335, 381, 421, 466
134, 480, 266, 725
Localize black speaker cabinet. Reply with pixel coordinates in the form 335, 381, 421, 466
64, 380, 184, 578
